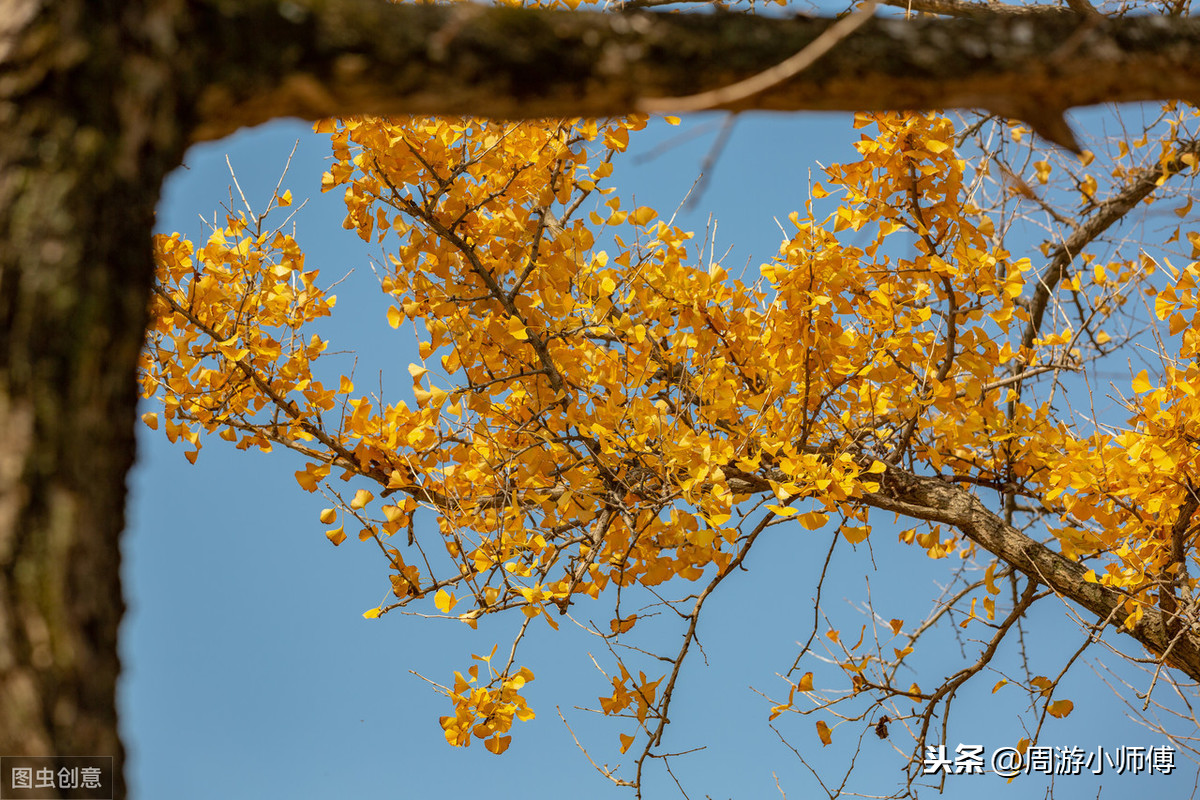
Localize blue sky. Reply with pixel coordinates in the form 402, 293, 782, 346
122, 107, 1198, 799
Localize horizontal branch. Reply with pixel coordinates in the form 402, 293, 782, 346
191, 1, 1200, 150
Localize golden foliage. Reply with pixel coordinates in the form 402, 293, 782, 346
143, 66, 1200, 789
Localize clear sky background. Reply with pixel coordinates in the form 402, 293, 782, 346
122, 100, 1199, 798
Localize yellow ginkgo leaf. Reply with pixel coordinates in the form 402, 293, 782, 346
797, 511, 829, 530
619, 733, 635, 753
362, 607, 382, 619
506, 315, 529, 341
325, 526, 346, 546
630, 206, 658, 226
841, 525, 870, 543
435, 589, 456, 613
294, 463, 328, 493
816, 719, 832, 746
350, 489, 373, 510
1047, 699, 1074, 718
484, 735, 511, 755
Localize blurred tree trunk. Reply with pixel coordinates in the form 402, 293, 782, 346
0, 3, 190, 797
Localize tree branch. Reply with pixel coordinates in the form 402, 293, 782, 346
861, 466, 1200, 682
720, 460, 1200, 679
193, 1, 1200, 151
1021, 138, 1200, 349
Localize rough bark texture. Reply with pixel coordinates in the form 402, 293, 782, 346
0, 1, 191, 796
189, 2, 1200, 149
1, 1, 1199, 796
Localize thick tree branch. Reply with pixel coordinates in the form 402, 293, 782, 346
721, 462, 1200, 680
861, 467, 1200, 681
880, 0, 1062, 16
194, 2, 1200, 150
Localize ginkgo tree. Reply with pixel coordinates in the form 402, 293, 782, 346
140, 7, 1200, 797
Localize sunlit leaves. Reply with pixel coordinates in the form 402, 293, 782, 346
1047, 699, 1074, 718
438, 655, 536, 753
143, 83, 1200, 786
435, 589, 457, 613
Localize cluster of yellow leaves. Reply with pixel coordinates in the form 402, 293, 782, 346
316, 112, 772, 616
437, 647, 536, 754
144, 98, 1200, 759
764, 113, 1043, 521
1046, 256, 1200, 624
597, 662, 664, 733
142, 202, 337, 463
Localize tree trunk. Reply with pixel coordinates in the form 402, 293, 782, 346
0, 3, 190, 796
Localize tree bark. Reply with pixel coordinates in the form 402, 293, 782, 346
2, 1, 1200, 796
862, 467, 1200, 680
0, 2, 191, 797
189, 2, 1200, 149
